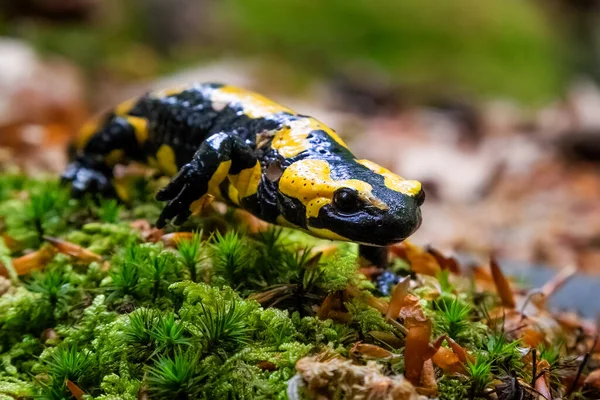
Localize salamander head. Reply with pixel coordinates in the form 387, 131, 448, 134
277, 158, 424, 246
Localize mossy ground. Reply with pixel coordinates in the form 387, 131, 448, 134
0, 173, 597, 399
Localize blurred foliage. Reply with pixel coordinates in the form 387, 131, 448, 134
0, 0, 567, 103
220, 0, 566, 102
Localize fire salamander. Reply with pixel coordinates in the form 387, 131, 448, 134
62, 83, 425, 267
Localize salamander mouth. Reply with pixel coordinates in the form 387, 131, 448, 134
308, 206, 422, 246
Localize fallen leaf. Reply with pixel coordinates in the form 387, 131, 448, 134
432, 346, 465, 375
45, 236, 102, 263
386, 276, 410, 320
350, 342, 395, 360
11, 245, 56, 275
534, 360, 552, 400
446, 336, 474, 364
399, 294, 428, 328
584, 369, 600, 389
490, 258, 516, 308
417, 359, 438, 397
66, 379, 86, 400
426, 246, 461, 274
404, 320, 434, 385
404, 241, 441, 276
160, 232, 194, 247
257, 360, 277, 371
369, 331, 404, 349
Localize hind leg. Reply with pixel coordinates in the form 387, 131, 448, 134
62, 116, 141, 196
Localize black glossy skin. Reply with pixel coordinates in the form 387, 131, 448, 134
62, 83, 425, 267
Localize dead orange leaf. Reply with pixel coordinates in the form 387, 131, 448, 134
350, 342, 394, 360
386, 276, 410, 320
399, 294, 428, 328
160, 232, 194, 247
11, 246, 57, 275
490, 258, 516, 308
427, 246, 461, 274
404, 320, 434, 385
45, 237, 102, 263
584, 369, 600, 389
446, 336, 475, 364
535, 360, 552, 400
404, 241, 441, 276
432, 346, 465, 375
66, 379, 86, 400
417, 359, 438, 397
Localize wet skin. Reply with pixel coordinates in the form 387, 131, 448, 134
62, 83, 425, 267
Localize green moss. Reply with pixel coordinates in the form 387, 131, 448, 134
219, 0, 565, 103
438, 376, 470, 400
0, 174, 586, 398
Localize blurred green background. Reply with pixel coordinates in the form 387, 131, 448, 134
2, 0, 596, 104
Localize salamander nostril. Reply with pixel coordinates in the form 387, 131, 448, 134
415, 189, 426, 206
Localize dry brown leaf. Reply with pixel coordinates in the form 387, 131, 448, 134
404, 320, 434, 385
432, 346, 465, 375
386, 276, 410, 320
350, 342, 395, 360
10, 245, 57, 275
584, 369, 600, 389
472, 265, 496, 292
399, 294, 428, 329
369, 331, 404, 349
446, 336, 475, 364
535, 360, 552, 400
490, 258, 516, 308
257, 360, 277, 371
1, 233, 20, 251
160, 232, 194, 247
45, 236, 102, 263
66, 379, 86, 400
417, 359, 438, 397
521, 327, 546, 348
404, 241, 441, 276
317, 292, 336, 320
426, 246, 461, 274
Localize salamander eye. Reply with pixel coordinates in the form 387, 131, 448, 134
333, 188, 360, 213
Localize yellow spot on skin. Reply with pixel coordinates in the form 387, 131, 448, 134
279, 159, 375, 219
211, 85, 293, 118
190, 194, 215, 216
76, 118, 101, 150
105, 149, 125, 167
357, 159, 422, 196
227, 183, 241, 206
229, 161, 262, 199
125, 116, 149, 144
115, 98, 137, 116
207, 160, 232, 196
156, 145, 178, 176
272, 117, 349, 158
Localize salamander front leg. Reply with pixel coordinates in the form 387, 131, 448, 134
358, 244, 389, 268
155, 132, 255, 228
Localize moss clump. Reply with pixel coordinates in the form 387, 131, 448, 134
0, 174, 596, 399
